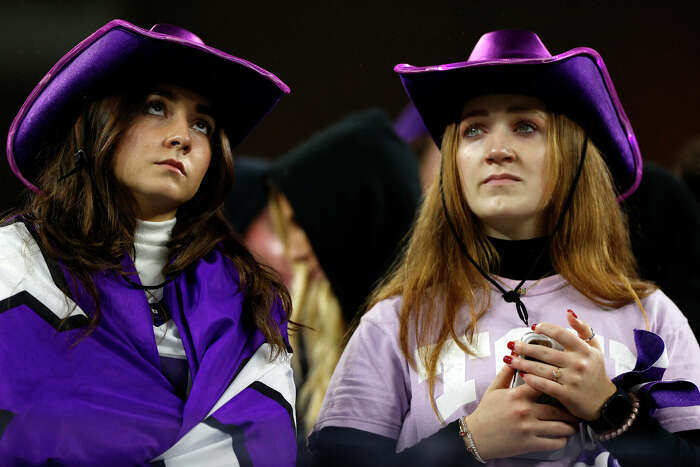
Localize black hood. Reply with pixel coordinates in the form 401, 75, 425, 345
268, 109, 422, 322
224, 156, 271, 235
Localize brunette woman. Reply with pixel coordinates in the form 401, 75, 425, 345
0, 20, 296, 465
309, 30, 700, 466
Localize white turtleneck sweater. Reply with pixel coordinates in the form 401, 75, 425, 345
133, 218, 186, 360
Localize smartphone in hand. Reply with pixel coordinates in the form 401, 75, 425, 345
509, 332, 569, 461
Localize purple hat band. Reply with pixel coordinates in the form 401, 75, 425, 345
394, 29, 643, 200
7, 19, 290, 192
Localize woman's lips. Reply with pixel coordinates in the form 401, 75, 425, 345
155, 159, 186, 175
483, 173, 521, 185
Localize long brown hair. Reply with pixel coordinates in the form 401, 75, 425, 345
9, 89, 291, 354
369, 112, 655, 415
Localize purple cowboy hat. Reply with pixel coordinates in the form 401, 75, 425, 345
394, 29, 642, 200
7, 19, 290, 193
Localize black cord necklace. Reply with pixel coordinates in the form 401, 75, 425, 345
440, 137, 588, 326
122, 265, 178, 327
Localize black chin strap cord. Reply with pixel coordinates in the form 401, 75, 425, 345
57, 149, 89, 181
440, 136, 589, 326
58, 108, 91, 182
57, 109, 108, 217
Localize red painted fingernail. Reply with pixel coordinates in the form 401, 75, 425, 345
567, 309, 578, 318
531, 323, 538, 331
507, 341, 515, 350
503, 355, 512, 364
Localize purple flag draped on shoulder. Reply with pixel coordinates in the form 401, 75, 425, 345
575, 329, 700, 467
0, 221, 296, 466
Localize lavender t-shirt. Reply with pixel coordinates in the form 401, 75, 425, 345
312, 275, 700, 466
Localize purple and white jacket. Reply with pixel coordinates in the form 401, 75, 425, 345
0, 221, 297, 466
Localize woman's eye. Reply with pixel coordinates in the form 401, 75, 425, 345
515, 121, 537, 134
145, 101, 166, 116
192, 120, 212, 136
463, 126, 484, 138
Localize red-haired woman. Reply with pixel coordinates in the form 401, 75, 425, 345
309, 30, 700, 466
0, 20, 296, 465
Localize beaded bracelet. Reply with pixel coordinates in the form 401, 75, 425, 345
593, 392, 640, 441
458, 416, 487, 464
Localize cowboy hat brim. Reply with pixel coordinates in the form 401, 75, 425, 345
395, 48, 642, 200
7, 19, 290, 192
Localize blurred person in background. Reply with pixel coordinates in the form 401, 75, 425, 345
0, 20, 296, 465
622, 160, 700, 339
394, 103, 441, 191
266, 109, 422, 439
224, 156, 293, 288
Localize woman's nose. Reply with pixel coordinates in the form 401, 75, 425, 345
486, 146, 516, 164
485, 130, 516, 164
163, 116, 192, 153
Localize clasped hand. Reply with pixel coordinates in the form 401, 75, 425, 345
465, 310, 616, 460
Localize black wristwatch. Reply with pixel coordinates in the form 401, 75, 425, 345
588, 386, 634, 433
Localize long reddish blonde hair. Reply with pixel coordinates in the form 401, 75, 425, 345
369, 112, 655, 417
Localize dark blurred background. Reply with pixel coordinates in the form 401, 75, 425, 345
2, 1, 699, 212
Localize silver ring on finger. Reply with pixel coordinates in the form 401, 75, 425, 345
583, 327, 595, 342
